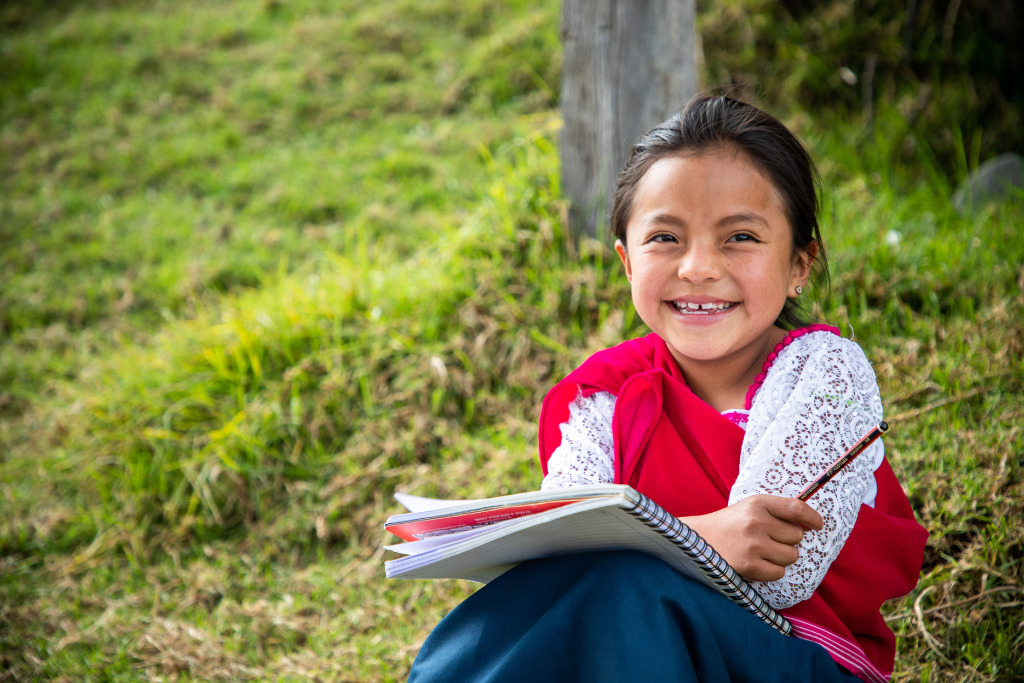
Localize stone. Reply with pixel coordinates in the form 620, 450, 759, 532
953, 152, 1024, 210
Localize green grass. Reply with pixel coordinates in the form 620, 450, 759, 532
0, 0, 560, 409
2, 1, 1022, 681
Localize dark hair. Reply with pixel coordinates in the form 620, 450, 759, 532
609, 94, 829, 329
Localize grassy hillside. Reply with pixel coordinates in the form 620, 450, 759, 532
2, 1, 1021, 681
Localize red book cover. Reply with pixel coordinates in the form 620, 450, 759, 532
386, 497, 594, 542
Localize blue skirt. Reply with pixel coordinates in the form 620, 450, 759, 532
408, 551, 862, 683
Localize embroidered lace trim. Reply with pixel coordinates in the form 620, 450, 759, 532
541, 391, 617, 490
730, 332, 883, 608
540, 330, 885, 609
744, 324, 841, 409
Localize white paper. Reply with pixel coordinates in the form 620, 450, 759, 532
393, 491, 484, 513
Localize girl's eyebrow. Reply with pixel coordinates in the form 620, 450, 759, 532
718, 212, 770, 228
640, 211, 770, 229
640, 213, 686, 228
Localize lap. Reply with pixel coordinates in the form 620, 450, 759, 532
408, 551, 861, 683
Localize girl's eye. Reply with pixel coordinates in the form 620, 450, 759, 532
650, 234, 677, 244
728, 233, 757, 243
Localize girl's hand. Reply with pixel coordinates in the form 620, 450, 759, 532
679, 495, 824, 582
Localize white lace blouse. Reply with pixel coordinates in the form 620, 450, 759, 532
540, 330, 885, 610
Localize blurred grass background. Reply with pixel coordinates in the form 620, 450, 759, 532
1, 0, 1021, 681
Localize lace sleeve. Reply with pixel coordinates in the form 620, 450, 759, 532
540, 390, 617, 490
729, 332, 885, 609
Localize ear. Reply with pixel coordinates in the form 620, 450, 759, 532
789, 240, 818, 296
614, 239, 632, 282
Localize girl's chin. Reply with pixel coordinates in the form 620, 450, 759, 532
666, 344, 731, 364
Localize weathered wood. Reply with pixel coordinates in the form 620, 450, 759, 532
561, 0, 699, 241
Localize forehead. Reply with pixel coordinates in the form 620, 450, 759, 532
629, 147, 786, 219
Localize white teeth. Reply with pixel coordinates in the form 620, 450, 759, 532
674, 301, 730, 312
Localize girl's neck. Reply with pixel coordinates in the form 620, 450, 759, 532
673, 326, 788, 412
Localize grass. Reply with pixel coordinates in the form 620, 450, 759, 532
0, 0, 561, 409
1, 1, 1022, 681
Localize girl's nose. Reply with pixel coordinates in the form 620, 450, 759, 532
676, 241, 721, 282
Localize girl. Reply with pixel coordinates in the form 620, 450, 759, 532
408, 95, 927, 683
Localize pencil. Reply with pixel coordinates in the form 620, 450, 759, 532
797, 421, 889, 501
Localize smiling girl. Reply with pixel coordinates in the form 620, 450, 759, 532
408, 95, 927, 683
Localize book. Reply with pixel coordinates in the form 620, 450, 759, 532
384, 483, 792, 635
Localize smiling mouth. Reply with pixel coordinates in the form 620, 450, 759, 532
670, 301, 737, 314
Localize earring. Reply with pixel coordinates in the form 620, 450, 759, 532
795, 286, 803, 296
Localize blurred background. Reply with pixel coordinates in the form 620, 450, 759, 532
1, 1, 1021, 680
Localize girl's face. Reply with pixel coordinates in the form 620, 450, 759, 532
615, 147, 815, 375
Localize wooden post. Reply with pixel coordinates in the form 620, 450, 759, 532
560, 0, 699, 241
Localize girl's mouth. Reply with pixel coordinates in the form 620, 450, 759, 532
670, 301, 737, 314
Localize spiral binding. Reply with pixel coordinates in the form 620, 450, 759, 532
625, 490, 793, 636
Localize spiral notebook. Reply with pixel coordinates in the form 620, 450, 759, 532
383, 484, 792, 635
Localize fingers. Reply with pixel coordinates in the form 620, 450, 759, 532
680, 495, 825, 583
722, 535, 798, 581
733, 495, 820, 542
761, 495, 824, 532
766, 519, 804, 546
740, 557, 794, 583
729, 496, 822, 580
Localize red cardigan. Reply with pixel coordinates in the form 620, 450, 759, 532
538, 333, 927, 682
